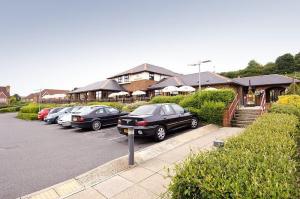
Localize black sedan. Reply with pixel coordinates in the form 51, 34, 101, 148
71, 106, 128, 131
118, 103, 199, 141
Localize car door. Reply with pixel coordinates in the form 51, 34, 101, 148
171, 104, 191, 127
161, 104, 180, 130
94, 108, 109, 125
105, 107, 121, 125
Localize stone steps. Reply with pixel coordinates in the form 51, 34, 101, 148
231, 108, 261, 127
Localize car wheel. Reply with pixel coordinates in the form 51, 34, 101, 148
191, 117, 199, 129
154, 126, 166, 142
92, 120, 102, 131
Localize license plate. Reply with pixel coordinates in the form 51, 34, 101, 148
73, 117, 77, 121
123, 128, 128, 134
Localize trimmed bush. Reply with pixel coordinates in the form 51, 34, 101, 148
86, 102, 124, 110
0, 106, 20, 113
20, 103, 57, 114
168, 113, 300, 198
17, 112, 38, 120
179, 89, 235, 108
277, 95, 300, 107
197, 101, 226, 125
122, 101, 150, 112
150, 95, 185, 104
269, 103, 300, 119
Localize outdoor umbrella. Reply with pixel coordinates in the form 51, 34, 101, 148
117, 91, 129, 96
108, 93, 118, 98
162, 86, 178, 93
178, 86, 196, 92
132, 90, 146, 96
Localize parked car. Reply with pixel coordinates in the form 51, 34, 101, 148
58, 106, 83, 127
44, 107, 71, 124
117, 103, 199, 141
38, 108, 50, 121
71, 106, 128, 131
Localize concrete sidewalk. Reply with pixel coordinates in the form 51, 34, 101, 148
22, 126, 244, 199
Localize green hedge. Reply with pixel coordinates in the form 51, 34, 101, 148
17, 112, 38, 120
0, 106, 20, 113
122, 101, 150, 112
20, 103, 57, 114
150, 95, 185, 104
168, 113, 300, 198
179, 89, 235, 108
269, 103, 300, 119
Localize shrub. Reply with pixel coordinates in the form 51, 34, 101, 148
286, 83, 300, 95
168, 113, 300, 198
269, 103, 300, 119
86, 102, 124, 110
17, 112, 38, 120
197, 101, 226, 125
179, 89, 235, 108
122, 101, 150, 112
277, 95, 300, 107
0, 107, 20, 113
150, 95, 185, 104
20, 103, 57, 113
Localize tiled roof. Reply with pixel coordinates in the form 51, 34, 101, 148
69, 79, 125, 93
0, 87, 9, 97
108, 63, 180, 78
232, 74, 300, 86
149, 72, 232, 89
24, 89, 69, 99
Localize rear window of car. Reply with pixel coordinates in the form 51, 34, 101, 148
106, 107, 119, 114
49, 108, 62, 114
131, 105, 157, 115
79, 106, 99, 115
71, 107, 82, 113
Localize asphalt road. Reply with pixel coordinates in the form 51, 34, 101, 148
0, 113, 157, 199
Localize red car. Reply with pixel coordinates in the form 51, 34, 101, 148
38, 108, 50, 121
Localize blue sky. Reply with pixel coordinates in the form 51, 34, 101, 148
0, 0, 299, 95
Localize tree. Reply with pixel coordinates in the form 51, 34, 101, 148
246, 60, 262, 69
13, 94, 21, 101
295, 52, 300, 71
275, 53, 295, 73
262, 62, 276, 74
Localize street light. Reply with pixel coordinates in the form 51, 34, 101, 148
188, 60, 211, 91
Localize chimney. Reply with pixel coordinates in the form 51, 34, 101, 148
5, 86, 10, 96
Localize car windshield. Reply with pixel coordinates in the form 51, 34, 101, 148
131, 105, 157, 115
79, 106, 99, 115
71, 106, 82, 113
49, 108, 62, 114
58, 107, 70, 113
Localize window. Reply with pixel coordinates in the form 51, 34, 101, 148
149, 72, 154, 80
131, 105, 157, 115
162, 105, 175, 115
95, 108, 105, 115
105, 107, 119, 114
117, 76, 122, 83
171, 104, 185, 114
124, 75, 129, 82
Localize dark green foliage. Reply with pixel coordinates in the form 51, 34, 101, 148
196, 101, 225, 125
168, 113, 300, 198
221, 52, 300, 78
150, 95, 185, 104
285, 83, 300, 95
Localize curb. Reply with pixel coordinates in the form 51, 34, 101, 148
21, 124, 219, 199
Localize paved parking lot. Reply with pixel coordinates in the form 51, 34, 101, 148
0, 113, 151, 199
0, 113, 190, 199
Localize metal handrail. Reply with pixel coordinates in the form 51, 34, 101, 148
260, 91, 266, 114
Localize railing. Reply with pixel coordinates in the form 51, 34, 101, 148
223, 94, 240, 127
259, 91, 266, 115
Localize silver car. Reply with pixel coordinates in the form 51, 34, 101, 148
58, 106, 83, 127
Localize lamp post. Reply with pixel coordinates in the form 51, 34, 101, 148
188, 60, 211, 91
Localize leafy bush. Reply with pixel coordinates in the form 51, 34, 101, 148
150, 95, 185, 104
17, 112, 38, 120
20, 103, 57, 113
86, 102, 124, 110
286, 83, 300, 95
0, 106, 20, 113
269, 103, 300, 119
197, 101, 226, 125
179, 89, 235, 108
277, 95, 300, 107
168, 113, 300, 198
122, 101, 150, 112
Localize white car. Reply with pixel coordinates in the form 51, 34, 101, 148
58, 106, 83, 127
